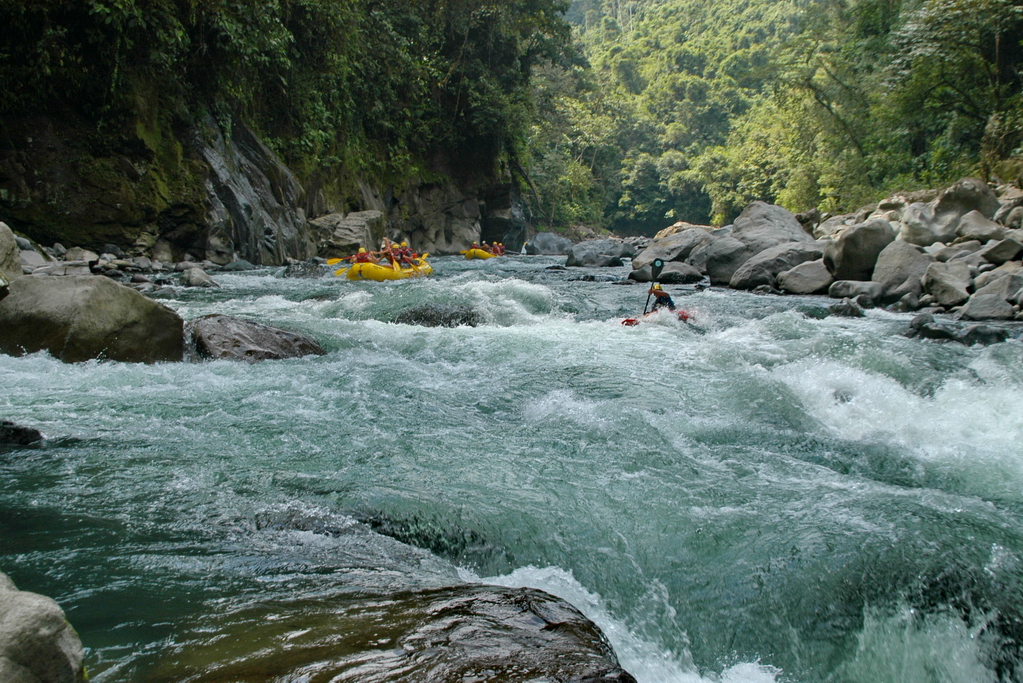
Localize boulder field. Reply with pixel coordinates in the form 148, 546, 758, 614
625, 178, 1023, 330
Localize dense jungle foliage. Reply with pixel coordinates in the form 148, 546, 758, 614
530, 0, 1023, 233
0, 0, 1020, 235
0, 0, 570, 184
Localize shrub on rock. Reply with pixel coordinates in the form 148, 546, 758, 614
0, 276, 184, 363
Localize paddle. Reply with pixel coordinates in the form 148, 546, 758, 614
642, 259, 665, 315
327, 257, 345, 266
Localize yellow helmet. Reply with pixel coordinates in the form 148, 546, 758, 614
653, 283, 662, 290
358, 247, 366, 253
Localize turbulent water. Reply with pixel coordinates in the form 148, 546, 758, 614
3, 255, 1023, 683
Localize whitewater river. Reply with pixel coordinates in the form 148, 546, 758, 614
3, 255, 1023, 682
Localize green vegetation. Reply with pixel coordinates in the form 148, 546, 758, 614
0, 0, 570, 185
1, 0, 1020, 238
525, 0, 1023, 233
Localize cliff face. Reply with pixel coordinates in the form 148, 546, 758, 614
0, 110, 531, 263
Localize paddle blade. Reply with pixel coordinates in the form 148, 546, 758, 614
334, 267, 349, 277
327, 258, 345, 266
621, 318, 640, 326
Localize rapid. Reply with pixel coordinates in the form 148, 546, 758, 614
3, 255, 1023, 682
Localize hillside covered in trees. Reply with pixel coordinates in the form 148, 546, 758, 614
0, 0, 1020, 247
527, 0, 1023, 234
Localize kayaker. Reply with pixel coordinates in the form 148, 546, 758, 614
649, 283, 676, 311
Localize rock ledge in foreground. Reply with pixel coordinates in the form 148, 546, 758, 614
185, 314, 326, 362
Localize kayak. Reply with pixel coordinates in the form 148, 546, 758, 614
622, 309, 691, 326
337, 257, 433, 281
461, 248, 494, 260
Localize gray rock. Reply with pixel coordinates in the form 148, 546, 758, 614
311, 211, 385, 258
693, 236, 749, 285
778, 259, 834, 294
828, 280, 884, 304
0, 421, 43, 447
221, 260, 257, 272
731, 201, 814, 256
131, 256, 153, 271
19, 250, 48, 269
830, 297, 865, 317
977, 238, 1023, 265
185, 314, 326, 363
652, 261, 704, 284
959, 293, 1015, 320
973, 272, 1023, 302
892, 292, 921, 312
0, 570, 88, 683
974, 261, 1022, 290
524, 232, 574, 255
899, 202, 957, 246
0, 275, 184, 363
871, 240, 934, 302
730, 242, 824, 290
922, 261, 973, 306
631, 228, 713, 270
936, 177, 1001, 220
1, 223, 22, 283
180, 267, 220, 288
814, 214, 856, 240
956, 210, 1005, 242
957, 325, 1011, 345
62, 248, 98, 263
394, 304, 484, 327
823, 219, 895, 281
565, 239, 632, 267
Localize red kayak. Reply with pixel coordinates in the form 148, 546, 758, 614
622, 309, 690, 326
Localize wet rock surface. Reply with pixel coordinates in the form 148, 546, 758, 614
393, 304, 484, 328
0, 421, 43, 449
0, 275, 184, 363
185, 314, 326, 363
144, 585, 637, 683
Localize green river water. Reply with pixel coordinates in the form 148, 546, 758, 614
3, 255, 1023, 682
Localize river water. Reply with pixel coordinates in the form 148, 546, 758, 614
3, 255, 1023, 683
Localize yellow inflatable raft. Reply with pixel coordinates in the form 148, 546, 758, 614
461, 248, 494, 260
337, 257, 433, 281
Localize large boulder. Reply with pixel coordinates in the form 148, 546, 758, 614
311, 211, 385, 259
814, 214, 857, 240
730, 201, 815, 256
146, 585, 636, 683
0, 276, 184, 363
1, 223, 21, 284
899, 178, 1002, 246
180, 267, 220, 288
955, 210, 1005, 243
729, 242, 824, 290
823, 219, 895, 281
693, 236, 749, 285
632, 227, 714, 270
524, 232, 573, 255
973, 271, 1023, 303
976, 238, 1023, 265
959, 293, 1015, 320
629, 260, 704, 284
922, 261, 973, 307
871, 240, 934, 303
778, 259, 834, 294
185, 314, 326, 362
0, 422, 43, 448
0, 570, 88, 683
565, 239, 633, 267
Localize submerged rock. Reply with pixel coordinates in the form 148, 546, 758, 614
185, 314, 326, 362
144, 585, 636, 683
0, 275, 184, 363
0, 570, 88, 683
393, 304, 484, 328
0, 421, 43, 448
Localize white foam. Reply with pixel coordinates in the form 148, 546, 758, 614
464, 565, 782, 683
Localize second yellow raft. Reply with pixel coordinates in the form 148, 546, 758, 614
461, 248, 494, 260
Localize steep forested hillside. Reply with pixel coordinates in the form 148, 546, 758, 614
0, 0, 570, 245
526, 0, 1023, 234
